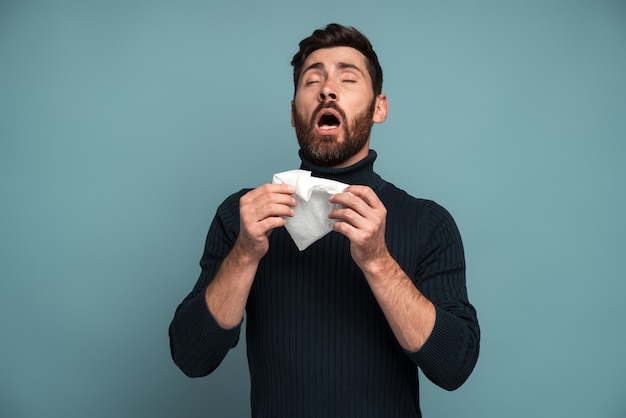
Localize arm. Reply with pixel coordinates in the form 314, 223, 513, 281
329, 186, 479, 390
205, 183, 296, 328
169, 184, 296, 377
329, 186, 435, 351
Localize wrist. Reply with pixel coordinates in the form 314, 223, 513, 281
360, 251, 398, 286
230, 238, 265, 267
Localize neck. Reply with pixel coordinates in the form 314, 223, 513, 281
299, 149, 383, 188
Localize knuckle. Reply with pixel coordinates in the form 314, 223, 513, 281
343, 209, 356, 222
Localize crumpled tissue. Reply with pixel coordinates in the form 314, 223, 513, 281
272, 169, 348, 251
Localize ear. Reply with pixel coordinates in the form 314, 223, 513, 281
372, 93, 388, 124
291, 100, 296, 127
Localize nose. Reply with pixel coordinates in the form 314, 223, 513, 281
319, 80, 338, 102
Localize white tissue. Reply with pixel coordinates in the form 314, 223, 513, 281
272, 169, 348, 251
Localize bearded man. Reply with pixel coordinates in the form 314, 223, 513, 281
169, 23, 480, 418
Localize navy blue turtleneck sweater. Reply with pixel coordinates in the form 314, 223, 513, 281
169, 150, 480, 417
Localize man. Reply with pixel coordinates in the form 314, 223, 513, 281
169, 23, 480, 417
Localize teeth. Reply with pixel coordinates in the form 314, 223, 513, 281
320, 125, 338, 130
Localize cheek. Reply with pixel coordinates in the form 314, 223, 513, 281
348, 101, 373, 122
293, 101, 312, 123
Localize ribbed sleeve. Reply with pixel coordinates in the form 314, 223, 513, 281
169, 291, 241, 377
409, 305, 479, 390
387, 200, 480, 390
168, 190, 247, 377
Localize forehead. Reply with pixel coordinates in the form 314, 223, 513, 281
302, 46, 369, 75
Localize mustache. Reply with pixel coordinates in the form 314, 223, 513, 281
311, 101, 347, 124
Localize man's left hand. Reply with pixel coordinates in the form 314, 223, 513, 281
328, 185, 389, 271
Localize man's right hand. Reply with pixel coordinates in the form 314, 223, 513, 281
234, 183, 297, 263
205, 183, 296, 329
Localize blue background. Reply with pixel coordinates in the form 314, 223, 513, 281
1, 1, 625, 417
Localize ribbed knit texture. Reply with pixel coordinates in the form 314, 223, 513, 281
169, 150, 480, 417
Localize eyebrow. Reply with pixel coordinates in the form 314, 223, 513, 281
301, 61, 365, 77
337, 62, 365, 75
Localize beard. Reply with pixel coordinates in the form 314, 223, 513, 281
293, 99, 376, 167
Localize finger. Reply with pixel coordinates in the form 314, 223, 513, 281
331, 217, 356, 236
329, 191, 372, 218
241, 208, 291, 241
245, 183, 296, 200
243, 201, 295, 224
331, 217, 372, 246
329, 207, 372, 232
257, 215, 289, 232
241, 185, 297, 214
264, 183, 296, 195
341, 185, 381, 208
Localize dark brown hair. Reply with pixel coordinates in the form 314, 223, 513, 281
290, 23, 383, 97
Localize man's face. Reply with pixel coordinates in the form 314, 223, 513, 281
291, 47, 387, 167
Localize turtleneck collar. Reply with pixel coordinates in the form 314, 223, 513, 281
299, 149, 383, 189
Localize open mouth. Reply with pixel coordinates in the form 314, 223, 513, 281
316, 110, 341, 132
